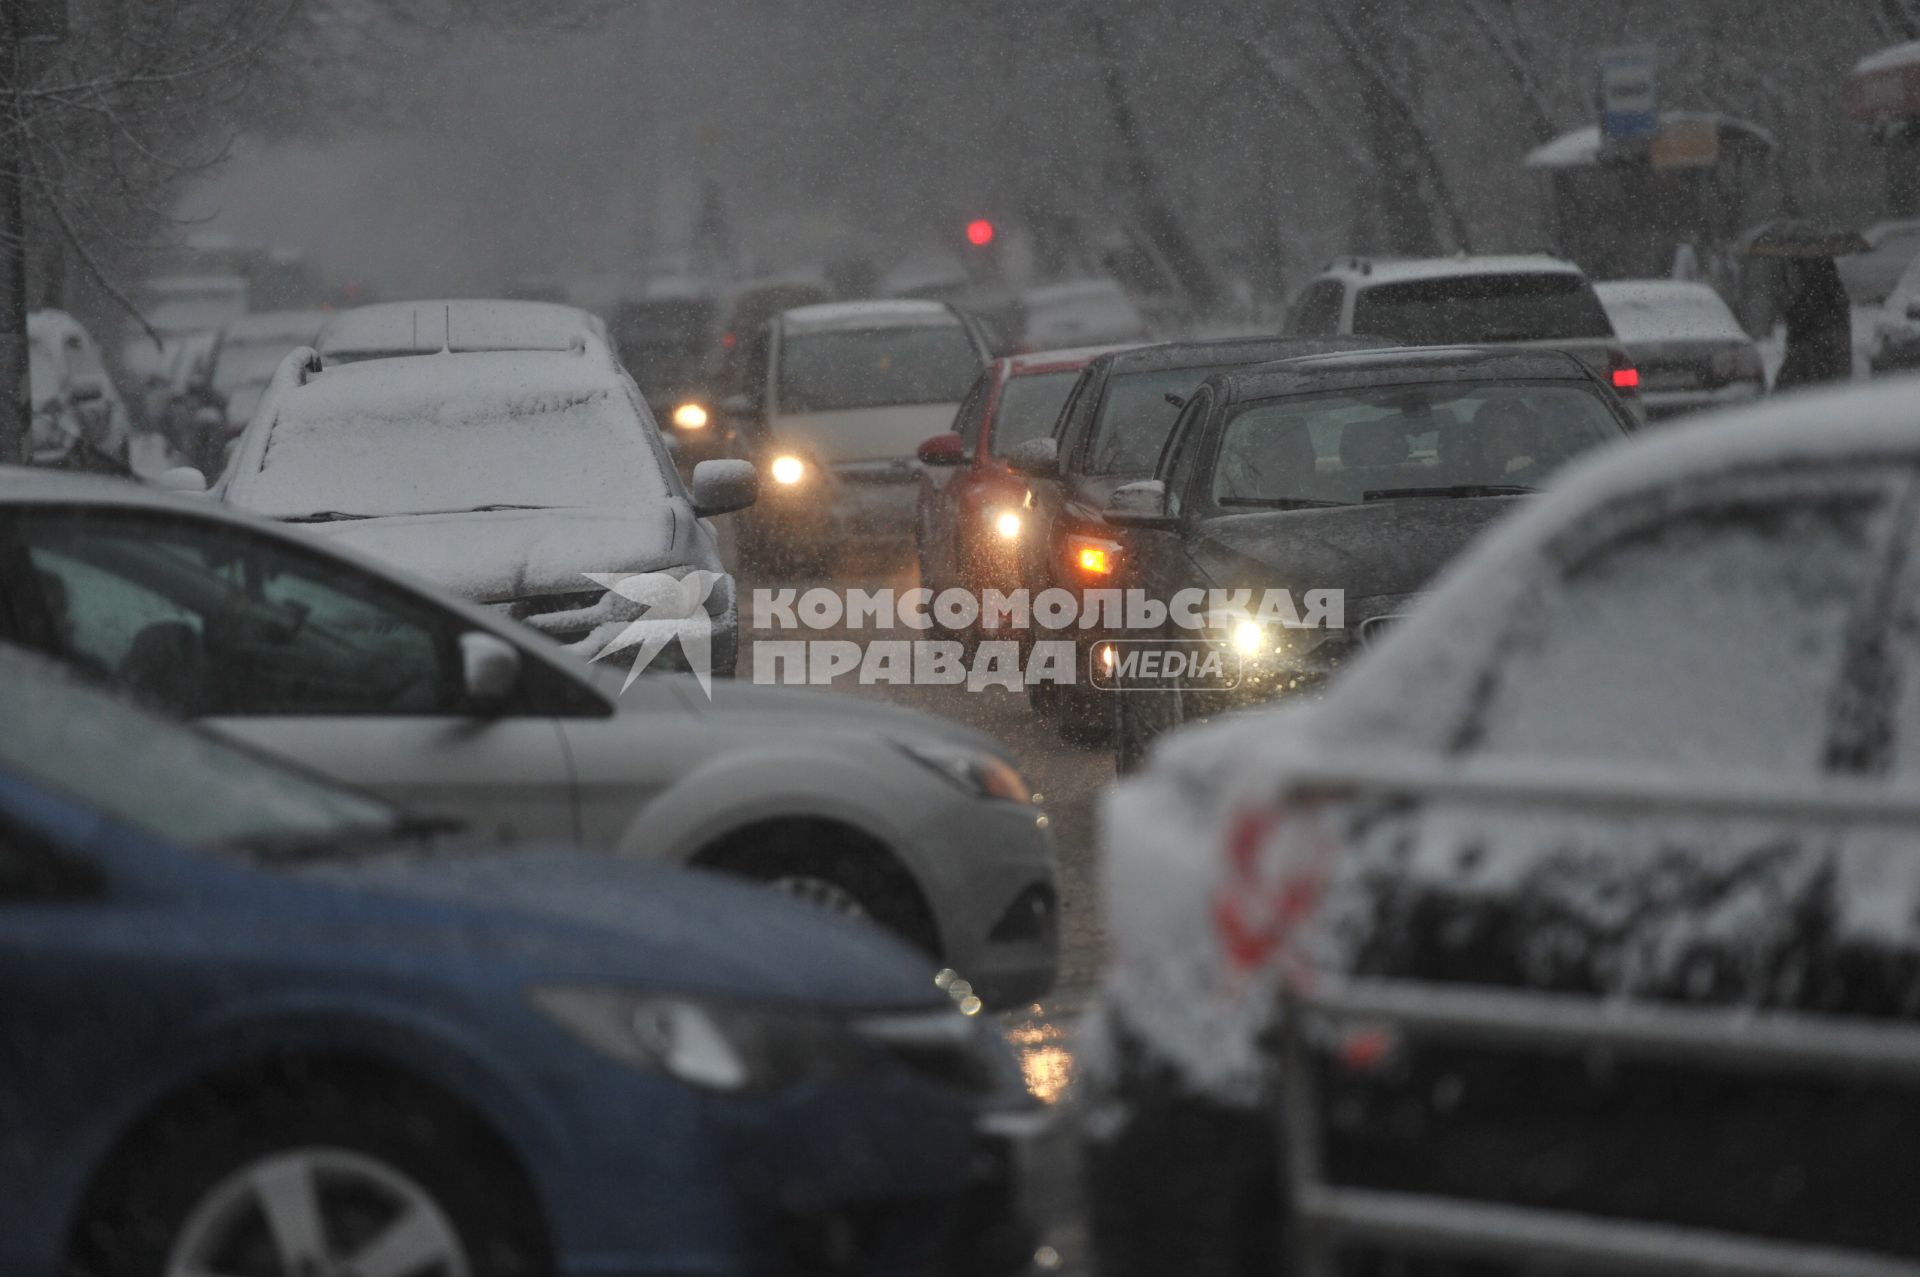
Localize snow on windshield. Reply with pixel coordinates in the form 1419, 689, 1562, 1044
242, 356, 667, 518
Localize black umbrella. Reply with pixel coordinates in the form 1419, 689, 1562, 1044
1740, 219, 1873, 259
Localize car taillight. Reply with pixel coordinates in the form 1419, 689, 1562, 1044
1611, 366, 1640, 390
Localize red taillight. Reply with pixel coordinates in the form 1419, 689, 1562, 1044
1611, 367, 1640, 390
721, 331, 738, 350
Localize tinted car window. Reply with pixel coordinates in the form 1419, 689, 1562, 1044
1085, 364, 1243, 475
1465, 484, 1895, 775
776, 325, 982, 412
1208, 382, 1625, 507
1352, 273, 1614, 344
15, 512, 463, 719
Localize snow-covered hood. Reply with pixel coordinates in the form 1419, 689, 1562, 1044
1189, 496, 1527, 599
298, 505, 689, 603
772, 403, 963, 464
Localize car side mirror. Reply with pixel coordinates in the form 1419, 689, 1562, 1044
690, 458, 759, 516
154, 466, 209, 495
720, 392, 756, 419
1005, 437, 1059, 480
459, 631, 522, 714
1104, 479, 1176, 529
916, 431, 966, 466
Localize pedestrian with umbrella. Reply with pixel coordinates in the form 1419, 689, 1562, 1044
1743, 220, 1872, 391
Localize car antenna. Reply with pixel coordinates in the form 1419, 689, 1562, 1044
411, 309, 418, 353
441, 305, 452, 354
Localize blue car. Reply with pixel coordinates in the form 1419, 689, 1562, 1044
0, 643, 1036, 1277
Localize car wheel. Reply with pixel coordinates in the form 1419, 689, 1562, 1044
700, 830, 941, 957
69, 1082, 551, 1277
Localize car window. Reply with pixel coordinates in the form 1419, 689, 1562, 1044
1159, 389, 1213, 517
13, 511, 466, 719
775, 325, 982, 413
1461, 477, 1901, 777
1287, 281, 1344, 337
952, 376, 989, 452
1206, 381, 1623, 508
991, 370, 1081, 456
1352, 273, 1614, 344
1083, 363, 1244, 476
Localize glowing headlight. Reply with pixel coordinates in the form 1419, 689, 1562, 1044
770, 454, 806, 485
1231, 619, 1266, 656
672, 402, 709, 430
993, 509, 1022, 540
896, 738, 1035, 804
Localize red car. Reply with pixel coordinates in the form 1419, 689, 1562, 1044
915, 346, 1130, 604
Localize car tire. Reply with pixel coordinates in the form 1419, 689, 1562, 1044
703, 834, 941, 958
68, 1078, 551, 1277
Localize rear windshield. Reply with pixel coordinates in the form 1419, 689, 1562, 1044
1085, 364, 1241, 475
777, 325, 981, 413
991, 371, 1079, 455
1208, 381, 1626, 508
1352, 274, 1614, 345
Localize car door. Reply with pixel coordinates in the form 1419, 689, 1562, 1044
1021, 365, 1097, 595
920, 376, 989, 586
1320, 463, 1917, 1237
0, 506, 577, 842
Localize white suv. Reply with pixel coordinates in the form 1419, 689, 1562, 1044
1284, 254, 1640, 406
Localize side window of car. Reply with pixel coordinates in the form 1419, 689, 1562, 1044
12, 512, 465, 719
1288, 281, 1344, 336
1158, 390, 1214, 518
953, 379, 989, 453
1459, 475, 1903, 778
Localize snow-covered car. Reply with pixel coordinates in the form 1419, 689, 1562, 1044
1594, 279, 1765, 419
212, 345, 752, 677
1107, 345, 1636, 772
26, 309, 133, 470
210, 307, 328, 429
729, 300, 991, 573
1086, 375, 1920, 1273
315, 297, 613, 365
1870, 249, 1920, 374
1284, 255, 1642, 410
1838, 216, 1920, 306
0, 468, 1061, 1006
1012, 279, 1154, 352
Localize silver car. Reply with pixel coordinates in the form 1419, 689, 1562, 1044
0, 470, 1059, 1005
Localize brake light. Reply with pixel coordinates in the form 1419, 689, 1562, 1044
1611, 367, 1640, 390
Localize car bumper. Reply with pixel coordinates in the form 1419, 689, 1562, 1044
903, 795, 1060, 1009
533, 1038, 1039, 1276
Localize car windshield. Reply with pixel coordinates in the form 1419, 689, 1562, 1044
1352, 274, 1615, 344
991, 370, 1079, 455
1208, 381, 1626, 507
777, 325, 981, 413
1085, 364, 1241, 475
0, 656, 401, 856
242, 368, 668, 518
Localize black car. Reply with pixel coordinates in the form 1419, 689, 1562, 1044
1005, 337, 1389, 743
1102, 345, 1638, 771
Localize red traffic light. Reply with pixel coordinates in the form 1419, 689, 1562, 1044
965, 218, 996, 247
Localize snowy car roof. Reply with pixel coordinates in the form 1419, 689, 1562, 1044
1209, 345, 1593, 404
1594, 280, 1747, 342
1001, 344, 1138, 376
1856, 38, 1920, 77
316, 298, 605, 360
292, 347, 623, 417
1325, 254, 1587, 286
778, 300, 959, 333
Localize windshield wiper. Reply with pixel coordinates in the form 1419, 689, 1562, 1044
283, 504, 562, 523
1363, 484, 1538, 501
1217, 496, 1351, 509
282, 511, 374, 523
227, 813, 467, 863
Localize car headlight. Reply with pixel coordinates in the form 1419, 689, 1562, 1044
770, 454, 806, 485
529, 987, 870, 1092
896, 738, 1035, 804
1231, 618, 1267, 656
672, 402, 710, 430
991, 508, 1022, 541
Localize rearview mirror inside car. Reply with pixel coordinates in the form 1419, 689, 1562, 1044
916, 432, 966, 466
690, 458, 759, 516
1005, 437, 1059, 480
1104, 479, 1176, 530
460, 631, 523, 714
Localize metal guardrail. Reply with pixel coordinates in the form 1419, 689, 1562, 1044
1276, 978, 1920, 1277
